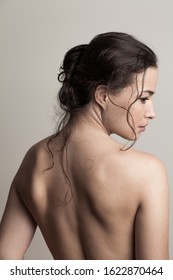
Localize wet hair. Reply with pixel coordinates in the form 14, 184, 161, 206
56, 32, 157, 137
46, 32, 158, 203
48, 32, 157, 158
58, 32, 157, 113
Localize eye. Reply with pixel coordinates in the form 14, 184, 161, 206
139, 97, 149, 103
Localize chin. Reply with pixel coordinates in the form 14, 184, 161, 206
110, 126, 141, 141
127, 133, 140, 141
112, 131, 139, 142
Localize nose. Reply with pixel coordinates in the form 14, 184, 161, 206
145, 102, 155, 120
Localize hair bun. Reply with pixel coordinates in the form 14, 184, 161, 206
58, 44, 88, 83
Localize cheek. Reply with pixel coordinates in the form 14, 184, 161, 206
129, 104, 142, 124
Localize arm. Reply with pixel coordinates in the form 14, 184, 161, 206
0, 183, 37, 259
135, 158, 169, 259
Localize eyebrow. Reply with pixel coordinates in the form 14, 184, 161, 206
142, 90, 155, 95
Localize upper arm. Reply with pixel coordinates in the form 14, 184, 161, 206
0, 141, 50, 259
0, 183, 37, 259
135, 158, 169, 259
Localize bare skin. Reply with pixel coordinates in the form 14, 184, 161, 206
0, 67, 169, 259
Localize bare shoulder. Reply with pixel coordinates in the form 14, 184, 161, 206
96, 143, 169, 200
129, 148, 167, 175
101, 143, 167, 178
121, 148, 169, 205
130, 149, 168, 185
20, 137, 51, 170
131, 150, 169, 259
13, 137, 52, 192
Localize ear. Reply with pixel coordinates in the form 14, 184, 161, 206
94, 85, 109, 110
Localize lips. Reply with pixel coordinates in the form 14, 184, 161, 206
138, 125, 148, 132
139, 123, 148, 128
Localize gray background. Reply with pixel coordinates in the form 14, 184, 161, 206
0, 0, 172, 259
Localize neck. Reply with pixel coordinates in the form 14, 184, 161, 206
67, 103, 109, 136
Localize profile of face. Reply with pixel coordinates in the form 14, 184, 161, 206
100, 67, 158, 140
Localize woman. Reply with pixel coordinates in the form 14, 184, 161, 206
0, 32, 169, 259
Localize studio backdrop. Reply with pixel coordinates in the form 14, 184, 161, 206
0, 0, 172, 259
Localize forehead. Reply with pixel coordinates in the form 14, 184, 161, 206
136, 67, 158, 91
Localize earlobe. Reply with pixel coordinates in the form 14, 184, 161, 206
94, 86, 108, 110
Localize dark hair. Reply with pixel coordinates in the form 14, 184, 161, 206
48, 32, 157, 152
58, 32, 157, 115
46, 32, 158, 203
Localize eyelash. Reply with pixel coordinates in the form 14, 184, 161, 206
139, 97, 149, 103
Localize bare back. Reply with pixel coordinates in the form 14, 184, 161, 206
0, 127, 169, 260
14, 132, 151, 259
0, 33, 169, 260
